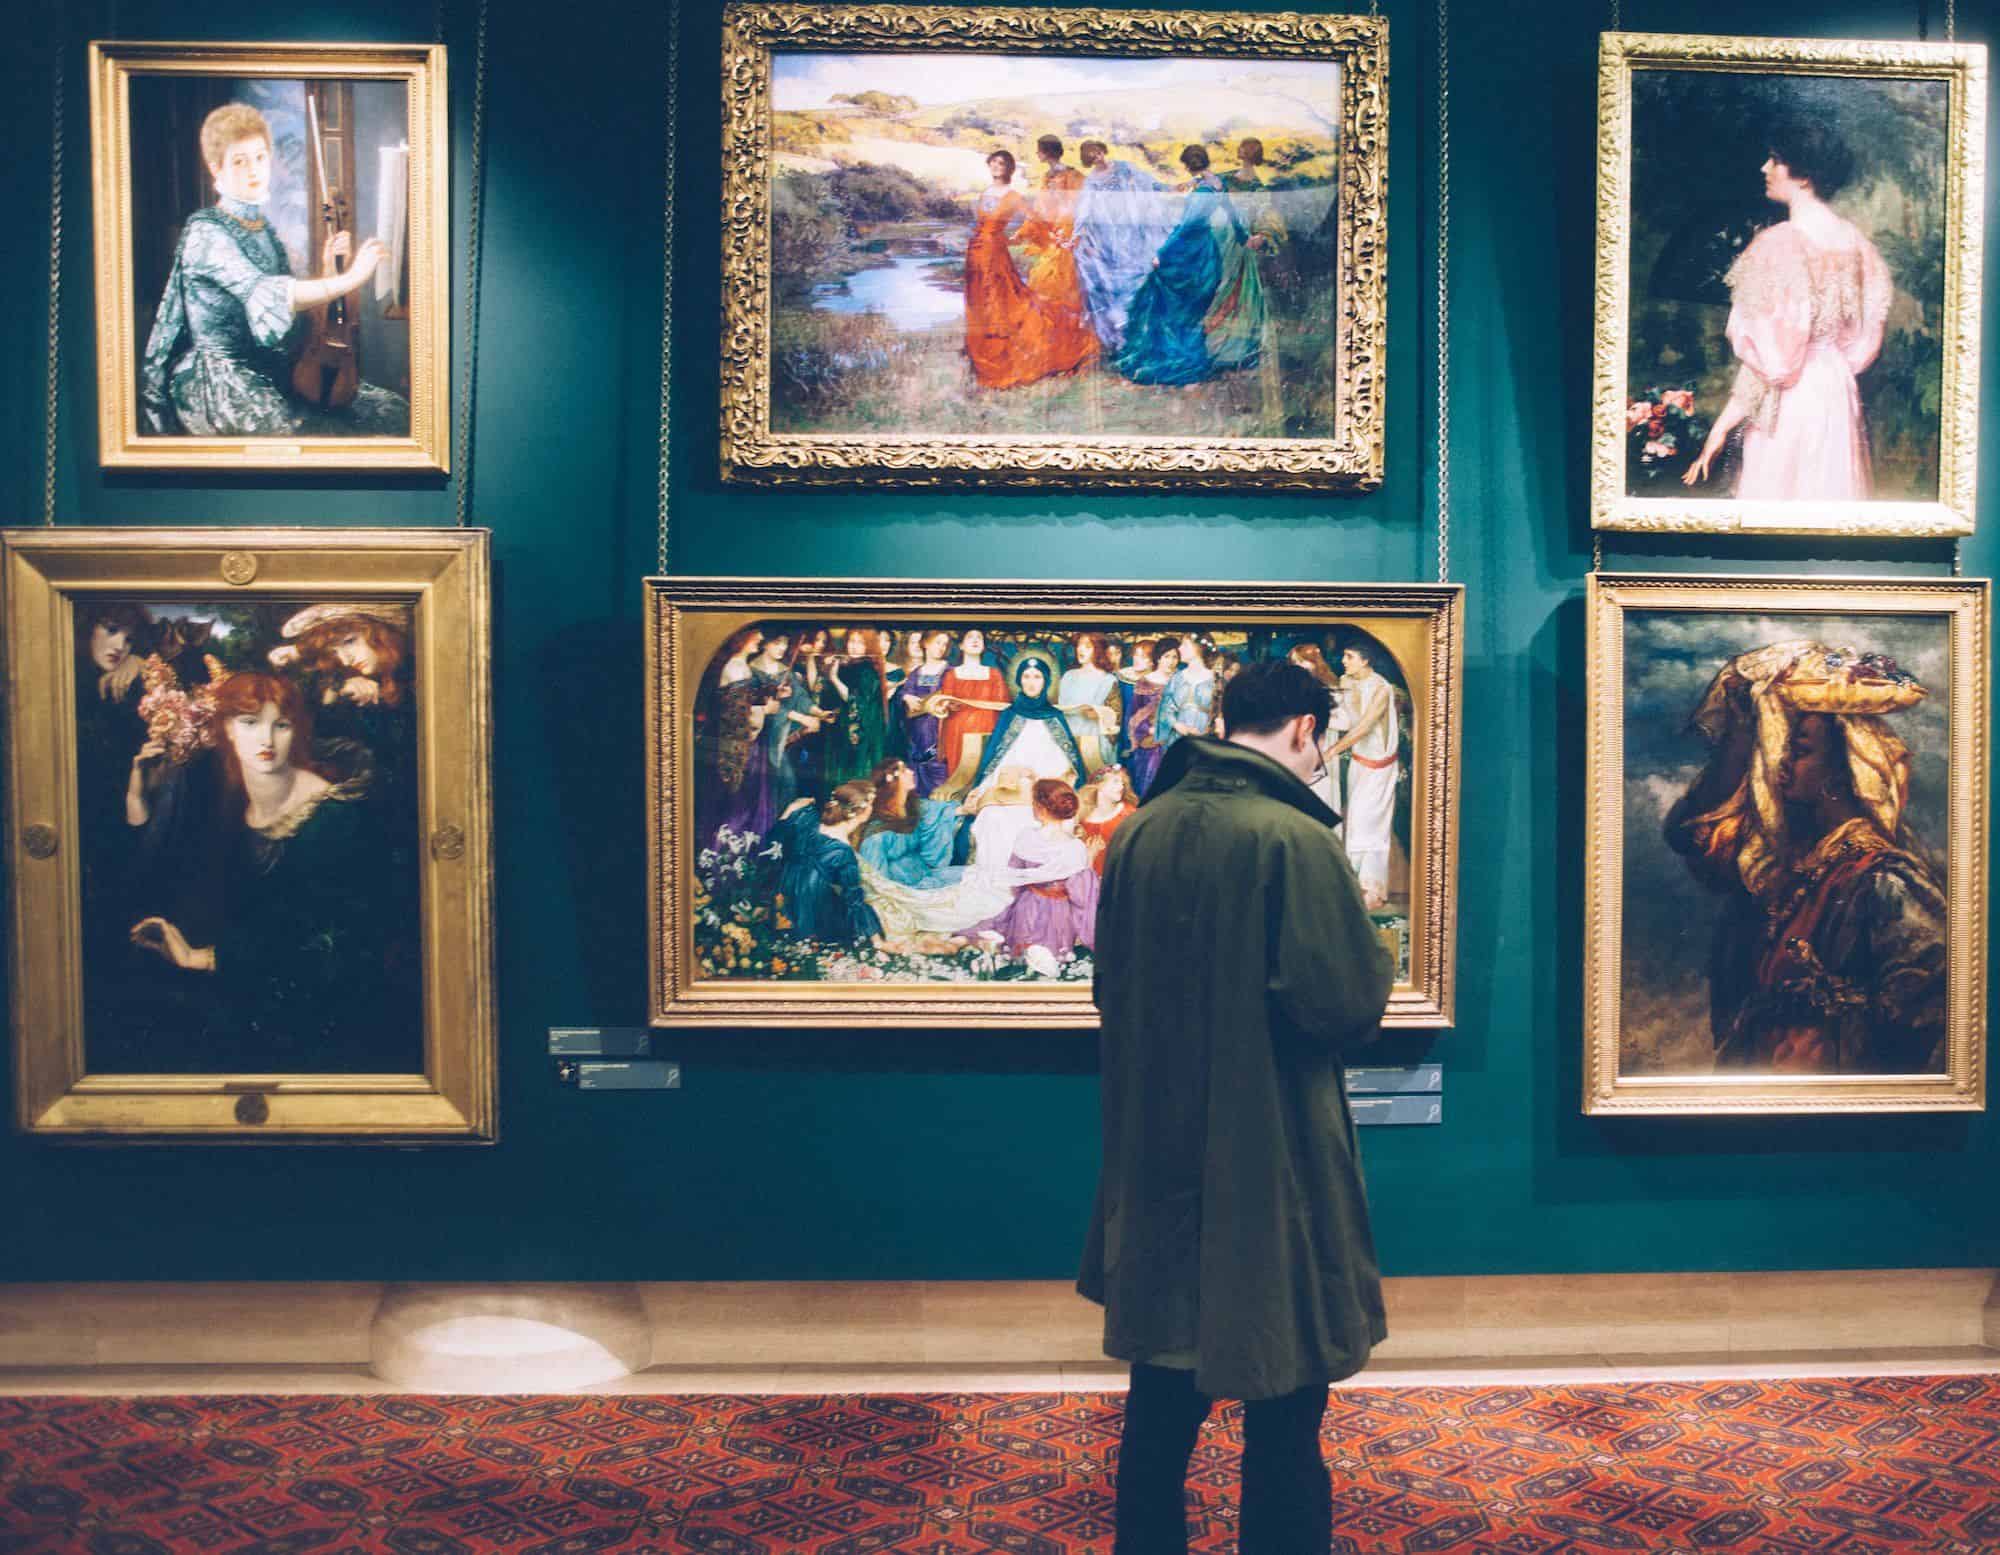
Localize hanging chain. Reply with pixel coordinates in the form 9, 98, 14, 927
452, 0, 489, 525
1952, 540, 1962, 576
1433, 0, 1451, 584
43, 10, 65, 527
433, 0, 445, 44
1947, 0, 1956, 41
658, 0, 681, 577
1368, 0, 1379, 19
1609, 0, 1621, 30
1592, 532, 1604, 572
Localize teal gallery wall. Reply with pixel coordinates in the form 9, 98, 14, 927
0, 0, 1995, 1283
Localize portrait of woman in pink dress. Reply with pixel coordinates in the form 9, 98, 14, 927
1683, 121, 1891, 502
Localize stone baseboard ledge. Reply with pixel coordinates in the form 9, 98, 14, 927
0, 1270, 1993, 1387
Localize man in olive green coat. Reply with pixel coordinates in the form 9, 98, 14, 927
1079, 659, 1395, 1555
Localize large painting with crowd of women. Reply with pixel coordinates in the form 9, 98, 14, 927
650, 582, 1464, 1029
1585, 574, 1988, 1115
720, 5, 1387, 488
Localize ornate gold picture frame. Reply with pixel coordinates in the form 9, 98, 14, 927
1593, 33, 1985, 536
1585, 573, 1988, 1115
89, 42, 451, 471
647, 579, 1461, 1028
3, 529, 495, 1139
719, 4, 1388, 490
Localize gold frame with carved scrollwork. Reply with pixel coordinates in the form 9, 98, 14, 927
718, 4, 1388, 491
1584, 573, 1989, 1116
1592, 33, 1985, 537
89, 42, 451, 472
2, 529, 495, 1140
647, 578, 1461, 1028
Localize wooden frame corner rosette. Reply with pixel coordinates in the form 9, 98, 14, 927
3, 528, 495, 1141
1583, 572, 1989, 1116
88, 41, 451, 472
717, 3, 1388, 491
646, 577, 1461, 1029
1591, 32, 1985, 537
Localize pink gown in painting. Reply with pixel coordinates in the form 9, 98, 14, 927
1721, 220, 1891, 501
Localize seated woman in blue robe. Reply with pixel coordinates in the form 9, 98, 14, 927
772, 784, 884, 947
859, 759, 965, 891
140, 102, 409, 438
965, 657, 1089, 794
1115, 144, 1251, 387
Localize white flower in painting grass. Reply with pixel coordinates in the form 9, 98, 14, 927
759, 841, 783, 860
698, 848, 719, 872
1021, 944, 1061, 979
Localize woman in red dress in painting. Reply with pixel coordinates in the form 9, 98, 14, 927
964, 150, 1098, 390
933, 628, 1010, 785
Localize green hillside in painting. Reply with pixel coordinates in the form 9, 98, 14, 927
774, 76, 1340, 191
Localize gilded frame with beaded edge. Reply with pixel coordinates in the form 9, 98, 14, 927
3, 529, 495, 1140
88, 41, 451, 472
1584, 573, 1989, 1116
647, 578, 1461, 1029
1592, 32, 1985, 537
718, 4, 1388, 491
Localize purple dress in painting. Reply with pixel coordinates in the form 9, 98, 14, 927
698, 670, 781, 849
1126, 677, 1170, 796
899, 664, 951, 795
960, 830, 1099, 956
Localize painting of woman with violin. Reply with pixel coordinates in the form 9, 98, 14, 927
90, 44, 449, 470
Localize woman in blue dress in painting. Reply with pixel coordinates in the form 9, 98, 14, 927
140, 102, 409, 437
1155, 633, 1219, 755
859, 759, 965, 892
772, 783, 884, 947
1115, 145, 1251, 387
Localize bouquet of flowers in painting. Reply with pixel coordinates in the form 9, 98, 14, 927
1626, 383, 1712, 484
688, 620, 1415, 987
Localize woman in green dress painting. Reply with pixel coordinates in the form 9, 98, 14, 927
126, 670, 421, 1071
140, 102, 409, 438
821, 627, 891, 788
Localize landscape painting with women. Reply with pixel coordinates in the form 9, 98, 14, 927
689, 621, 1414, 988
767, 51, 1343, 441
73, 596, 423, 1074
1622, 69, 1949, 503
1619, 611, 1951, 1078
126, 74, 414, 440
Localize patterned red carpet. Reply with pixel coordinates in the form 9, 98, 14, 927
2, 1378, 1998, 1553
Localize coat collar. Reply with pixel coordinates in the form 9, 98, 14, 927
1141, 736, 1342, 827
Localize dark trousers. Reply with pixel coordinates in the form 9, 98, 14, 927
1113, 1362, 1332, 1555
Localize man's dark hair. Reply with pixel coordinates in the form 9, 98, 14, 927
1222, 660, 1332, 742
1766, 119, 1856, 199
1179, 143, 1210, 173
1036, 133, 1063, 160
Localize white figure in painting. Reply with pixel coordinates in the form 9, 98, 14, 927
1328, 643, 1398, 910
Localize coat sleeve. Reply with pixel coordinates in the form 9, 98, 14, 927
1265, 825, 1395, 1046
